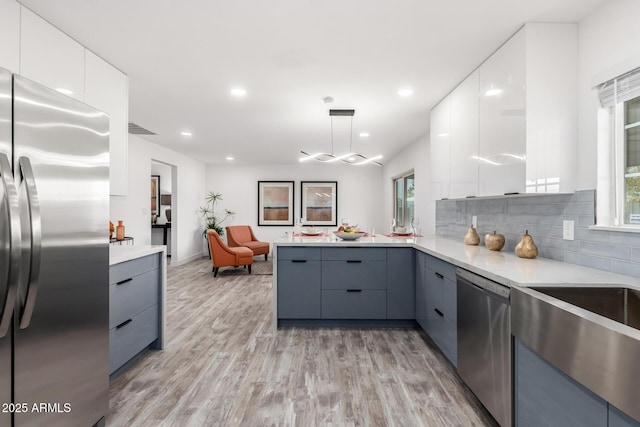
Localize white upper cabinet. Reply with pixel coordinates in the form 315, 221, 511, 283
450, 70, 479, 199
20, 7, 85, 102
524, 23, 578, 194
476, 22, 577, 196
430, 96, 451, 200
0, 0, 20, 72
478, 29, 527, 196
85, 51, 129, 196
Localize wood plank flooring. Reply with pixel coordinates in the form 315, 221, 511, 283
108, 257, 498, 426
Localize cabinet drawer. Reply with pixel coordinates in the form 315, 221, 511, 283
110, 268, 159, 328
109, 304, 158, 374
322, 247, 386, 261
424, 253, 457, 282
277, 260, 321, 319
441, 277, 457, 324
321, 290, 386, 319
322, 260, 386, 289
110, 254, 160, 284
277, 247, 321, 261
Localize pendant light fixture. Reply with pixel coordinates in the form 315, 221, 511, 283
300, 109, 383, 166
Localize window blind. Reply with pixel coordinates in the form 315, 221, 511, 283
598, 67, 640, 107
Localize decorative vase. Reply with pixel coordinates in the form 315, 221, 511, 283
109, 221, 114, 239
484, 231, 505, 251
464, 225, 480, 245
151, 214, 158, 224
116, 220, 125, 241
165, 208, 171, 222
515, 230, 538, 259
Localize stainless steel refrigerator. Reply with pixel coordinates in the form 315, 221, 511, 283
0, 66, 109, 426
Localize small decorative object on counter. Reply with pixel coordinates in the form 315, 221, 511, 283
515, 230, 538, 259
484, 230, 505, 251
151, 213, 158, 224
116, 220, 125, 241
464, 225, 480, 245
109, 221, 114, 239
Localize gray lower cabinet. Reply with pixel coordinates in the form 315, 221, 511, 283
387, 248, 415, 319
515, 338, 608, 427
418, 251, 457, 366
516, 338, 640, 427
109, 253, 162, 374
277, 246, 416, 322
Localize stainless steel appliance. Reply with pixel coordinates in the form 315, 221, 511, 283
0, 66, 109, 426
456, 268, 512, 427
512, 285, 640, 422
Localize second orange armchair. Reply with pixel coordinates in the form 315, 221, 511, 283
226, 225, 270, 260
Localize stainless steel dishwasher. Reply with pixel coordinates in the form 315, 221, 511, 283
456, 268, 512, 427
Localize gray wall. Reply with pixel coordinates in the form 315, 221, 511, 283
436, 190, 640, 278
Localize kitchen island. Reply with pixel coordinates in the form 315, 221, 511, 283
273, 234, 640, 426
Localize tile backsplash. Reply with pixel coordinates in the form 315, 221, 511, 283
435, 190, 640, 279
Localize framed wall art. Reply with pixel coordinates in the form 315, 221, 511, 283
301, 181, 337, 226
151, 175, 160, 216
257, 181, 295, 226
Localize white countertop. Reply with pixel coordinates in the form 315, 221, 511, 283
109, 245, 166, 265
273, 234, 640, 290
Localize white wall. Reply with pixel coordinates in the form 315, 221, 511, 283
205, 163, 384, 249
381, 134, 434, 234
110, 135, 207, 264
577, 0, 640, 190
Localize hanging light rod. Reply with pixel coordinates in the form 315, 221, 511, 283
299, 108, 382, 166
329, 109, 355, 116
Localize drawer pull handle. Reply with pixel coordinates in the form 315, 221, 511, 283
346, 260, 362, 263
116, 278, 133, 285
434, 308, 444, 317
434, 272, 444, 279
291, 259, 307, 263
116, 319, 133, 329
346, 289, 362, 292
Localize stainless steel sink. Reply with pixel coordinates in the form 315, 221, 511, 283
529, 286, 640, 330
512, 285, 640, 423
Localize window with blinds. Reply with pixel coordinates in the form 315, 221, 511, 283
598, 66, 640, 225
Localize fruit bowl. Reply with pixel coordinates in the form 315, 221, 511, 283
334, 231, 366, 241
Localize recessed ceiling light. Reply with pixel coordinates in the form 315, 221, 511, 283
437, 133, 449, 137
56, 88, 73, 95
398, 88, 413, 97
359, 132, 370, 138
485, 88, 503, 97
181, 131, 192, 137
226, 156, 235, 161
230, 87, 247, 97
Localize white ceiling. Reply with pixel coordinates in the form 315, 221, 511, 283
19, 0, 607, 166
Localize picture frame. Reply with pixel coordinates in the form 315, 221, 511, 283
301, 181, 337, 226
257, 181, 295, 226
151, 175, 160, 215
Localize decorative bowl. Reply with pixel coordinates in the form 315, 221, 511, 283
334, 231, 366, 241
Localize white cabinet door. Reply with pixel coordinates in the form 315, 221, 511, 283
20, 7, 85, 102
85, 50, 129, 196
478, 29, 526, 196
524, 23, 578, 193
449, 70, 479, 199
430, 97, 451, 200
0, 0, 20, 72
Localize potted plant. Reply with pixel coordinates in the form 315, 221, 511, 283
200, 191, 235, 237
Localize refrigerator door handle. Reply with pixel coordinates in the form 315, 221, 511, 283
17, 157, 42, 329
0, 153, 20, 337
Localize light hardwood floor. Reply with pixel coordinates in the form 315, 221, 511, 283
108, 257, 498, 427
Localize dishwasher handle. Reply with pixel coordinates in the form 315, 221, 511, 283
456, 267, 510, 301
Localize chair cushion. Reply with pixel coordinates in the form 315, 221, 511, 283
239, 241, 269, 255
230, 246, 254, 264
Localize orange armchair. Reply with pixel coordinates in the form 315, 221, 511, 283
226, 225, 270, 260
206, 229, 253, 277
